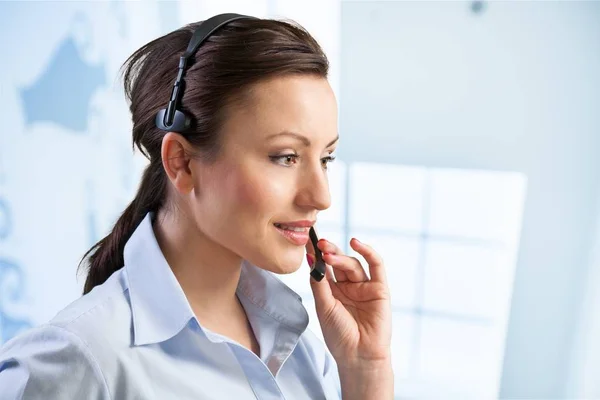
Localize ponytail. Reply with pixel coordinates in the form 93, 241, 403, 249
79, 161, 166, 294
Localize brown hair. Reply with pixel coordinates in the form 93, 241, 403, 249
78, 17, 329, 294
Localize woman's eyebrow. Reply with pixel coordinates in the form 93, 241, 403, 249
267, 131, 339, 148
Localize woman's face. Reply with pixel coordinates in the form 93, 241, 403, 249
190, 75, 339, 274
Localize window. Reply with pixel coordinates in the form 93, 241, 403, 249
278, 159, 527, 399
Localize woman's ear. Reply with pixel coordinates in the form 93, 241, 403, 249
161, 132, 194, 194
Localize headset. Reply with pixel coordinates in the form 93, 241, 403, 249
154, 13, 255, 133
154, 13, 327, 282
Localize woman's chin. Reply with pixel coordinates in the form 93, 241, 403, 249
277, 263, 303, 275
263, 255, 304, 275
245, 246, 305, 275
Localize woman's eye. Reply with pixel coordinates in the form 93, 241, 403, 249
270, 154, 337, 169
321, 155, 336, 170
270, 154, 299, 166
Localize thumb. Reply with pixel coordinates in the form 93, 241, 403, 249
307, 253, 336, 315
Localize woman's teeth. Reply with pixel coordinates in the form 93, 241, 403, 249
274, 224, 308, 232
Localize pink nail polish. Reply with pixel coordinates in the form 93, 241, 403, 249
306, 254, 314, 267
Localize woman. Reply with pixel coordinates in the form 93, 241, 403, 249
0, 14, 393, 399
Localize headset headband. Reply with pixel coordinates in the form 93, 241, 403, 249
155, 13, 256, 132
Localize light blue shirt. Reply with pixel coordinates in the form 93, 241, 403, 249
0, 213, 342, 399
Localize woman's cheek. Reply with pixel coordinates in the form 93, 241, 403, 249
239, 174, 289, 212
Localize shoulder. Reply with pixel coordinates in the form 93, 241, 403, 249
48, 268, 132, 350
0, 270, 132, 399
0, 324, 111, 399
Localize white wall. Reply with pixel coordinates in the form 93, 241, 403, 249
568, 203, 600, 399
340, 1, 600, 398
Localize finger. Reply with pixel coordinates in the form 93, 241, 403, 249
317, 238, 343, 255
323, 251, 349, 282
317, 239, 350, 282
309, 237, 346, 282
331, 261, 349, 283
309, 256, 337, 316
307, 252, 346, 283
350, 238, 387, 284
322, 253, 368, 282
316, 239, 348, 281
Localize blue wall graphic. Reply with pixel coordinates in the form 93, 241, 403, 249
0, 199, 32, 343
20, 35, 106, 133
0, 0, 173, 345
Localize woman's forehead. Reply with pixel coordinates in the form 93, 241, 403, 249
224, 75, 338, 142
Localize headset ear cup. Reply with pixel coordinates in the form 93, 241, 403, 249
155, 109, 168, 130
155, 109, 191, 132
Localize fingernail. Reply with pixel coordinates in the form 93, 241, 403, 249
306, 254, 314, 267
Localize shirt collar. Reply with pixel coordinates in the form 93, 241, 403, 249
123, 213, 308, 346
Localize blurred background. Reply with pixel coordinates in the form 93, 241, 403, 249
1, 0, 599, 399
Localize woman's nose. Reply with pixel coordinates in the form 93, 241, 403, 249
295, 164, 331, 211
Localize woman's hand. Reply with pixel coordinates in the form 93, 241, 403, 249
305, 236, 392, 367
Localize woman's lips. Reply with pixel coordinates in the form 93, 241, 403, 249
273, 224, 310, 245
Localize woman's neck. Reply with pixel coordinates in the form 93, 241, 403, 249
152, 209, 245, 327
